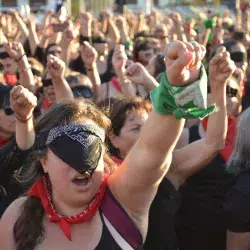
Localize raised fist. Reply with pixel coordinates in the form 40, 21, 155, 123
125, 62, 151, 86
3, 42, 25, 61
47, 54, 65, 79
209, 46, 236, 89
80, 42, 98, 68
80, 12, 92, 27
112, 45, 127, 73
10, 86, 37, 123
165, 40, 206, 86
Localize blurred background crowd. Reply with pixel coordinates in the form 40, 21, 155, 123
0, 0, 250, 250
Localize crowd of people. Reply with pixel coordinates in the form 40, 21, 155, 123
0, 2, 249, 250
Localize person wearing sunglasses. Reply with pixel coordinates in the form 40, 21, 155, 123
223, 40, 248, 71
66, 72, 94, 101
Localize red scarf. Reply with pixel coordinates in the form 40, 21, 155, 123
28, 175, 108, 241
111, 77, 122, 93
0, 136, 10, 148
4, 73, 18, 86
201, 116, 237, 162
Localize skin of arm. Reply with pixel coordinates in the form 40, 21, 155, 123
108, 41, 204, 240
12, 11, 29, 38
18, 55, 36, 94
227, 231, 250, 250
167, 46, 236, 188
80, 42, 103, 102
47, 55, 74, 102
27, 14, 40, 56
4, 42, 36, 94
10, 86, 37, 151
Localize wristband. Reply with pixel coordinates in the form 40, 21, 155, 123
150, 64, 216, 120
15, 53, 26, 62
15, 114, 33, 123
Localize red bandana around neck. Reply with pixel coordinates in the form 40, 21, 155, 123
28, 175, 108, 241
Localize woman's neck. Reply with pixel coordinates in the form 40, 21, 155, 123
52, 192, 90, 217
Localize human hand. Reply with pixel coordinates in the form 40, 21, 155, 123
116, 16, 126, 31
10, 86, 37, 123
80, 41, 98, 68
112, 44, 128, 73
209, 47, 236, 90
63, 23, 76, 43
3, 42, 25, 61
47, 54, 65, 79
171, 12, 182, 25
125, 62, 152, 86
165, 41, 206, 86
80, 12, 92, 28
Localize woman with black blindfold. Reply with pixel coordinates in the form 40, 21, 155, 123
1, 41, 210, 250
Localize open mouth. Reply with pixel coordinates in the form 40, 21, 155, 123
72, 173, 91, 187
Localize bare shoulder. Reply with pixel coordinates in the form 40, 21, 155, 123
0, 197, 27, 250
1, 197, 27, 224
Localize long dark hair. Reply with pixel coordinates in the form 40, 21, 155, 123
13, 99, 114, 250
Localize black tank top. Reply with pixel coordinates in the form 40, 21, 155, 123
176, 125, 236, 231
144, 178, 180, 250
95, 211, 122, 250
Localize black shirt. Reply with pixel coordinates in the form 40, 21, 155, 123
224, 172, 250, 232
144, 177, 180, 250
176, 125, 236, 231
0, 140, 32, 217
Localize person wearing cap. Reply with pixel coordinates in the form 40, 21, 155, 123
0, 85, 37, 217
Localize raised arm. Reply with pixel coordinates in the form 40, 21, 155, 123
124, 62, 159, 91
168, 45, 236, 187
4, 42, 36, 94
47, 55, 73, 102
111, 45, 135, 98
80, 42, 102, 102
108, 41, 207, 237
60, 24, 75, 65
11, 11, 29, 39
10, 86, 37, 150
27, 13, 40, 56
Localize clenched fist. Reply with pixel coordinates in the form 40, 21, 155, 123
165, 41, 206, 86
4, 42, 25, 61
209, 46, 236, 91
47, 55, 65, 79
10, 86, 37, 123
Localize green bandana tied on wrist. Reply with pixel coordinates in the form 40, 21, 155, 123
150, 64, 216, 120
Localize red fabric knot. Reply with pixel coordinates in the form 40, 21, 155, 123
28, 175, 108, 241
